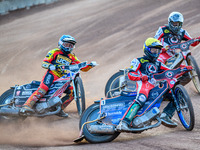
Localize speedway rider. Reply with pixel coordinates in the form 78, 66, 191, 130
117, 37, 193, 130
117, 38, 167, 130
154, 11, 200, 127
20, 35, 95, 117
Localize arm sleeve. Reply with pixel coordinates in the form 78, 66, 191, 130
69, 53, 93, 72
183, 30, 199, 47
42, 49, 57, 69
154, 27, 164, 41
128, 71, 141, 81
128, 58, 142, 81
130, 58, 141, 72
154, 26, 169, 47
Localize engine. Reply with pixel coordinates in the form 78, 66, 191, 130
132, 107, 160, 128
35, 97, 62, 114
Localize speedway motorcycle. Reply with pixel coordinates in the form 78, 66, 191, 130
0, 61, 96, 121
74, 67, 194, 143
105, 38, 200, 97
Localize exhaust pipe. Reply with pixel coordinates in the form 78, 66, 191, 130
0, 108, 19, 117
116, 117, 162, 133
88, 125, 115, 134
88, 117, 162, 134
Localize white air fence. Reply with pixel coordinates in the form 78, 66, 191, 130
0, 0, 58, 15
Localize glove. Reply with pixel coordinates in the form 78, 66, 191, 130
195, 36, 200, 42
161, 46, 169, 53
140, 75, 148, 82
186, 66, 193, 70
191, 37, 200, 46
89, 61, 97, 67
49, 64, 56, 70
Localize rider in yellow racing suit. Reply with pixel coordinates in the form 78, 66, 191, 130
20, 35, 94, 117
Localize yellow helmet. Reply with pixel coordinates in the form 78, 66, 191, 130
143, 38, 163, 61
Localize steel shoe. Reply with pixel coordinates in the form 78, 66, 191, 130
20, 105, 35, 114
160, 113, 177, 128
116, 120, 131, 131
57, 110, 69, 118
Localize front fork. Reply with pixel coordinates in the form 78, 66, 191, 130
183, 57, 193, 79
69, 72, 78, 102
170, 53, 192, 79
170, 88, 181, 112
72, 79, 78, 102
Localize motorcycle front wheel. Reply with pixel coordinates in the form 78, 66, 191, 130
79, 103, 120, 143
187, 55, 200, 93
105, 71, 124, 98
74, 76, 85, 116
175, 85, 195, 131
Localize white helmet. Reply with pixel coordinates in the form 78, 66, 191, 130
168, 12, 184, 34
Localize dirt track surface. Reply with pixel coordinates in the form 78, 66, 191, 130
0, 0, 200, 149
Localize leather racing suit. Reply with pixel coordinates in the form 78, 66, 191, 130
24, 48, 92, 109
154, 25, 199, 64
128, 56, 169, 105
154, 25, 200, 120
122, 56, 169, 124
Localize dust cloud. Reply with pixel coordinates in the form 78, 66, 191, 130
0, 114, 80, 146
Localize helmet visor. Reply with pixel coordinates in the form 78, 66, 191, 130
150, 48, 161, 55
62, 42, 74, 49
172, 21, 182, 27
171, 21, 182, 27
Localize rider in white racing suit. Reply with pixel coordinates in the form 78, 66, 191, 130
154, 12, 200, 128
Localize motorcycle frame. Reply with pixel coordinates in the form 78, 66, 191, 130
167, 38, 199, 78
106, 68, 136, 97
100, 68, 186, 126
12, 63, 86, 109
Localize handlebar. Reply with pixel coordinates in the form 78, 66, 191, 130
58, 61, 88, 73
168, 38, 199, 51
57, 61, 98, 73
149, 67, 192, 81
88, 61, 99, 67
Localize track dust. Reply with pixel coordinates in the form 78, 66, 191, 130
0, 111, 80, 147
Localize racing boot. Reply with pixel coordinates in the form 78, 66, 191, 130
160, 112, 177, 128
20, 88, 46, 114
57, 109, 69, 118
61, 87, 74, 110
116, 102, 140, 131
57, 87, 74, 117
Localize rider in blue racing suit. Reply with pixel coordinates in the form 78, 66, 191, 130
117, 38, 169, 130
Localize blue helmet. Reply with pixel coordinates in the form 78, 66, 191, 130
58, 35, 76, 54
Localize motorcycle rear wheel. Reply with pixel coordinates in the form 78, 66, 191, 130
0, 89, 25, 122
175, 85, 195, 131
75, 76, 85, 116
79, 103, 120, 143
105, 71, 124, 98
187, 55, 200, 93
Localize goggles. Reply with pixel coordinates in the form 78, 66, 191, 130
150, 48, 161, 54
171, 21, 182, 27
62, 42, 74, 49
